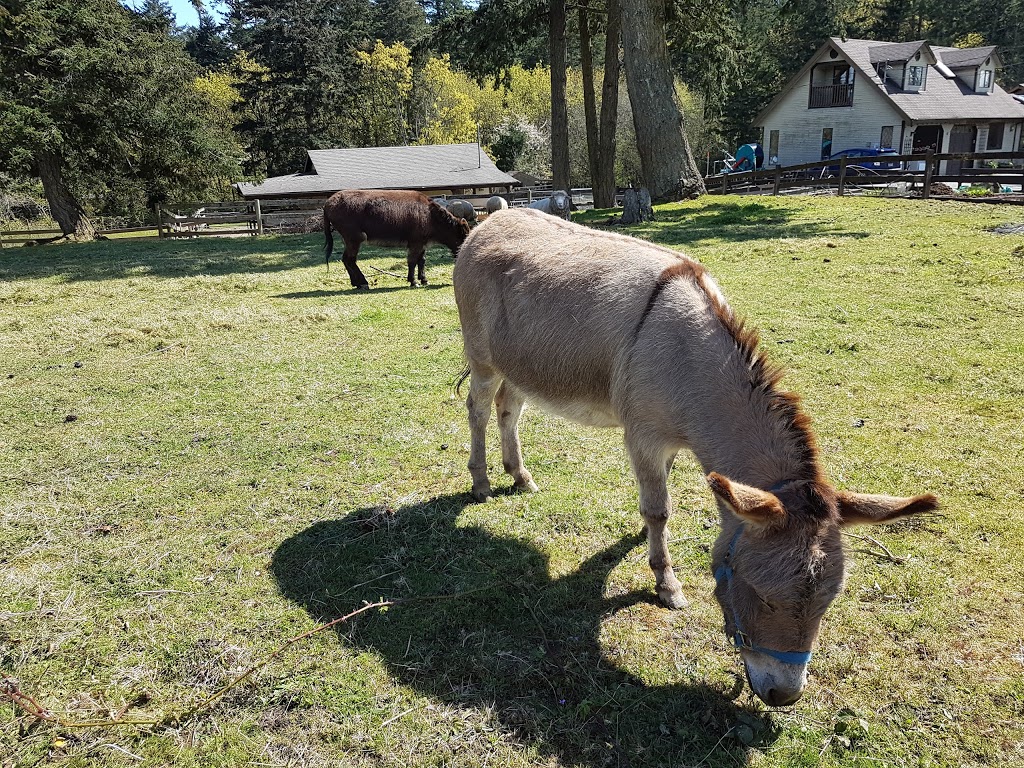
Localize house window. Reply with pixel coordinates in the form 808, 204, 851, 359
769, 130, 780, 164
880, 126, 894, 149
821, 128, 833, 160
988, 122, 1004, 150
908, 66, 925, 87
978, 70, 992, 89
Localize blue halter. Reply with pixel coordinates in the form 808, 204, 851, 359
714, 524, 814, 667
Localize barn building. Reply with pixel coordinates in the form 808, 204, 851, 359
234, 143, 519, 200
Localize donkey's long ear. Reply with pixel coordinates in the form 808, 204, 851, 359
836, 491, 939, 527
707, 472, 785, 528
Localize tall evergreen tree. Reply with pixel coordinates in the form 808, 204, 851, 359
620, 0, 705, 200
225, 0, 373, 176
185, 8, 234, 71
0, 0, 242, 235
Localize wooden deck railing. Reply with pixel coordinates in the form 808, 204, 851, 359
808, 83, 855, 108
704, 150, 1024, 199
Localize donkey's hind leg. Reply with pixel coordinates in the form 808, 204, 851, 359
466, 363, 502, 502
626, 436, 687, 609
495, 381, 538, 493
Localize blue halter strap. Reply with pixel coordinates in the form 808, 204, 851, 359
714, 523, 814, 667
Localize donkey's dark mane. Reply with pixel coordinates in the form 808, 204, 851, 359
658, 262, 826, 491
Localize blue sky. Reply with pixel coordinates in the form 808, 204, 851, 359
167, 0, 205, 27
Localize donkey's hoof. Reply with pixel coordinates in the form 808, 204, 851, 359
471, 486, 493, 503
355, 284, 371, 291
514, 479, 539, 493
657, 587, 688, 610
420, 279, 429, 286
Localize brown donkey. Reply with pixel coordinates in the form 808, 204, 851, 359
323, 189, 471, 288
453, 208, 938, 707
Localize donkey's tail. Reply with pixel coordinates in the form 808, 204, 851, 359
323, 211, 333, 267
453, 364, 471, 397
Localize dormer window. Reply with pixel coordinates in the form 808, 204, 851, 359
979, 70, 992, 89
908, 66, 925, 86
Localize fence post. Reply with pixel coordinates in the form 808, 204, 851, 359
254, 199, 264, 236
773, 166, 781, 196
721, 173, 729, 194
154, 203, 163, 238
922, 150, 934, 199
838, 156, 847, 196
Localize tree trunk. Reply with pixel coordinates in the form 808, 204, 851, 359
579, 0, 600, 191
621, 187, 654, 224
619, 0, 705, 202
36, 149, 95, 239
549, 0, 570, 191
594, 0, 621, 209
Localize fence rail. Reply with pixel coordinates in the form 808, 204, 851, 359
1, 187, 627, 247
706, 150, 1024, 199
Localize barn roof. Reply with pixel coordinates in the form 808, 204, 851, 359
235, 144, 519, 199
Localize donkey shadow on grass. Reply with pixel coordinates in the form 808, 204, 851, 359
272, 493, 780, 767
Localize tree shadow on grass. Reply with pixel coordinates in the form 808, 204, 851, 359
271, 493, 779, 767
586, 200, 870, 248
0, 234, 458, 286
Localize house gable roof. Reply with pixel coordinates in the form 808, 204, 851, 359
755, 37, 1024, 126
236, 144, 519, 198
938, 45, 997, 69
868, 40, 927, 63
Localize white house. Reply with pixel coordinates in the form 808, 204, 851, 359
754, 37, 1024, 173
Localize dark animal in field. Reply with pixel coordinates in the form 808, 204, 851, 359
485, 195, 509, 214
445, 199, 477, 224
453, 208, 938, 706
526, 190, 571, 220
323, 190, 470, 288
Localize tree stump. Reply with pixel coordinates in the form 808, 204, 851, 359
621, 187, 654, 225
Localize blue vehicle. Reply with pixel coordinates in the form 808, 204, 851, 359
826, 147, 900, 173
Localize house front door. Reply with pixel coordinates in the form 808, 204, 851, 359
946, 125, 977, 175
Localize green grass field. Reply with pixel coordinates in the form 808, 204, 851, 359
2, 196, 1022, 767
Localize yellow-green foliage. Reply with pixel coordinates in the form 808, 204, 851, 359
416, 55, 479, 145
192, 70, 243, 134
356, 40, 413, 147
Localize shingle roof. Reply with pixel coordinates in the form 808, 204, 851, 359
832, 37, 1024, 122
868, 40, 927, 63
236, 144, 519, 198
938, 46, 997, 69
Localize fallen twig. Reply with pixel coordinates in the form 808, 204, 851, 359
2, 584, 496, 732
365, 263, 405, 280
843, 532, 908, 564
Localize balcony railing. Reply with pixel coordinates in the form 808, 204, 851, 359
809, 83, 854, 108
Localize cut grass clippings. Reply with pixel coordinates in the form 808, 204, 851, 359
2, 195, 1023, 767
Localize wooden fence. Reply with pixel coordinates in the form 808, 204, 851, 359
0, 188, 622, 247
706, 150, 1024, 198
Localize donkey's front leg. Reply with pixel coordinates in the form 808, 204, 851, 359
495, 381, 538, 493
466, 364, 501, 501
627, 438, 686, 609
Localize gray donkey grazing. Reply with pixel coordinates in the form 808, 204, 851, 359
453, 208, 937, 706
